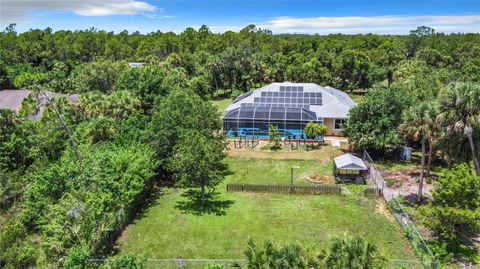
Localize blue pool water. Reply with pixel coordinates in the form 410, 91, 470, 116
226, 128, 321, 140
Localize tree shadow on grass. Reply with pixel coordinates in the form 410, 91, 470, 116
175, 189, 234, 216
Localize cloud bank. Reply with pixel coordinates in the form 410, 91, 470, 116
1, 0, 156, 25
210, 15, 480, 34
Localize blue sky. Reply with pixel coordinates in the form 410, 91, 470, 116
1, 0, 479, 34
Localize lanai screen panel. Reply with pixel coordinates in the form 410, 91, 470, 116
223, 106, 317, 121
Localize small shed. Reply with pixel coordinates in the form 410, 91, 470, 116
333, 153, 368, 184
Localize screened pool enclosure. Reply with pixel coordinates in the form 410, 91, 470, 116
224, 106, 321, 138
223, 83, 356, 138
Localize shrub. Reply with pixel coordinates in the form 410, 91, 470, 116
304, 122, 328, 139
102, 253, 147, 269
234, 239, 319, 269
230, 89, 244, 100
320, 234, 386, 269
427, 242, 454, 264
204, 263, 226, 269
268, 124, 282, 150
423, 164, 480, 259
0, 218, 37, 269
386, 178, 395, 187
63, 245, 90, 269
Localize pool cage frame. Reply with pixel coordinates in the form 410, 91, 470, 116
223, 105, 324, 139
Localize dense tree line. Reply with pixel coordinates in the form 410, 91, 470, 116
1, 24, 479, 95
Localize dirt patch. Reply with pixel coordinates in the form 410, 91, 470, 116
307, 174, 335, 184
376, 201, 395, 222
380, 168, 435, 198
227, 140, 343, 161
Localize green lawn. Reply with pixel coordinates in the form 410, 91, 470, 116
211, 98, 232, 116
225, 156, 334, 185
117, 156, 416, 261
348, 92, 365, 103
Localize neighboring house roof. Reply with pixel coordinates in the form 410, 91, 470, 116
128, 62, 144, 68
0, 89, 79, 120
224, 82, 356, 120
0, 89, 31, 112
334, 153, 368, 170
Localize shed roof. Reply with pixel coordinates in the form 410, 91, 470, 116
334, 153, 368, 170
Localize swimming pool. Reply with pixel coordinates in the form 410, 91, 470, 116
226, 128, 321, 140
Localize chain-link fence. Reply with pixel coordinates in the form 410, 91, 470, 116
88, 258, 244, 269
90, 257, 435, 268
362, 150, 394, 200
362, 150, 438, 269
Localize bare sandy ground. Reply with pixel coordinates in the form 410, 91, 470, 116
227, 140, 346, 160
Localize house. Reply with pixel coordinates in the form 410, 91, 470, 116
223, 82, 356, 137
0, 89, 79, 120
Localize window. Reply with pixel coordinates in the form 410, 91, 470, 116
334, 118, 347, 130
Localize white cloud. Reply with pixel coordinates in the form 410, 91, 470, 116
1, 0, 157, 25
207, 25, 244, 33
204, 15, 480, 35
262, 15, 480, 34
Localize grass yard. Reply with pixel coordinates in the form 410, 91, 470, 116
211, 97, 232, 116
348, 92, 365, 103
225, 154, 335, 186
117, 150, 416, 261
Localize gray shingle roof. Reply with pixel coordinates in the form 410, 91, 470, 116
0, 89, 79, 120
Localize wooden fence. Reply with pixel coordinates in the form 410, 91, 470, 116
227, 183, 341, 195
364, 186, 383, 197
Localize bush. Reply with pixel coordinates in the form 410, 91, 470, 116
204, 263, 226, 269
234, 239, 319, 269
320, 234, 386, 269
102, 253, 147, 269
0, 218, 37, 269
423, 164, 480, 259
230, 89, 244, 100
427, 242, 454, 264
268, 124, 282, 150
386, 178, 395, 187
63, 245, 90, 269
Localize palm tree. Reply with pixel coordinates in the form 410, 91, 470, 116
436, 131, 478, 170
399, 102, 437, 202
426, 111, 440, 177
233, 239, 317, 269
206, 55, 223, 97
437, 82, 480, 180
34, 85, 82, 161
320, 234, 384, 269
